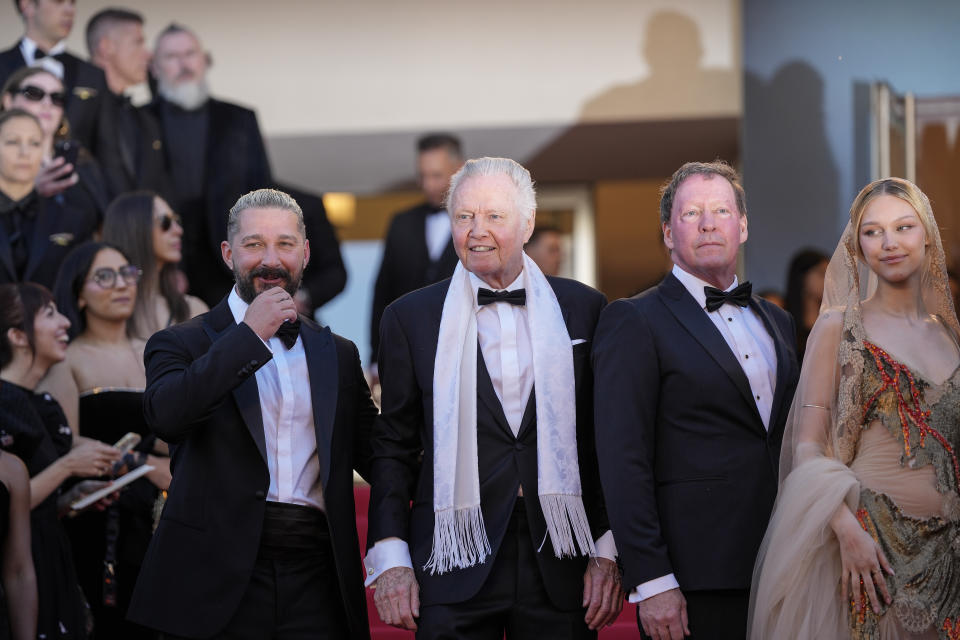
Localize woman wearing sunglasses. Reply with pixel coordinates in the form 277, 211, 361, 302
40, 242, 170, 639
1, 66, 109, 224
0, 282, 123, 640
102, 191, 208, 341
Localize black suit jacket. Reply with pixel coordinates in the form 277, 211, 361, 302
592, 272, 799, 593
0, 43, 107, 152
0, 195, 98, 289
369, 203, 459, 364
367, 276, 610, 609
149, 97, 273, 305
127, 297, 376, 639
95, 93, 171, 202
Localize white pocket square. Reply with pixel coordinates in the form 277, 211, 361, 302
571, 339, 587, 345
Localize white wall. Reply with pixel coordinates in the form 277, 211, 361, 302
1, 0, 740, 136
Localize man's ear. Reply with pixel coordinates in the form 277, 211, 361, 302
221, 240, 233, 270
662, 222, 674, 251
302, 239, 310, 269
739, 214, 749, 245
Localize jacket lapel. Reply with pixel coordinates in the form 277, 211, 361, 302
201, 298, 268, 464
301, 318, 337, 488
659, 273, 765, 430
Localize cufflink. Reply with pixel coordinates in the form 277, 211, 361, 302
367, 567, 374, 575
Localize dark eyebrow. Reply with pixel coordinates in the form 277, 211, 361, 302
239, 234, 264, 243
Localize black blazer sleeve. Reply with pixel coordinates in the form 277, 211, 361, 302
366, 303, 424, 546
592, 298, 674, 589
143, 320, 271, 443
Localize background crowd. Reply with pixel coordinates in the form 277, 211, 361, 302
0, 1, 958, 640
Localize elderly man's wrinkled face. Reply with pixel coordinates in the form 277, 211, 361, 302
663, 173, 747, 288
450, 173, 534, 289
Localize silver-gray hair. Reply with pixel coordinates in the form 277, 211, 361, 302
445, 157, 536, 221
227, 188, 305, 240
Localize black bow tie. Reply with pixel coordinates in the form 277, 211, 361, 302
33, 49, 48, 59
704, 282, 752, 312
478, 288, 526, 306
274, 319, 301, 349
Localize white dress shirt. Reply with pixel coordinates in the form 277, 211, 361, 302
424, 209, 451, 262
20, 37, 66, 79
228, 288, 324, 511
364, 268, 615, 586
629, 264, 778, 603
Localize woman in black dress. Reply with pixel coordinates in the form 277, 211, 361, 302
42, 242, 170, 639
0, 282, 121, 640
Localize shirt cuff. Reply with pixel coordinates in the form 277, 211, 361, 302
591, 530, 617, 561
628, 573, 680, 603
364, 537, 413, 587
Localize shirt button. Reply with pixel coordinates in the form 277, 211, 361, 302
514, 442, 524, 451
727, 317, 732, 322
756, 395, 760, 400
744, 354, 750, 359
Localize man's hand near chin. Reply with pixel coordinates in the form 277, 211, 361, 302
373, 566, 420, 631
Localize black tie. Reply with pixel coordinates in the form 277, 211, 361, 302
274, 319, 301, 349
704, 282, 752, 312
478, 288, 526, 306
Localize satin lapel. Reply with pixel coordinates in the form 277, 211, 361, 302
659, 274, 764, 428
301, 319, 337, 488
0, 217, 15, 280
749, 298, 793, 435
24, 200, 59, 280
201, 299, 267, 464
477, 346, 515, 439
515, 387, 537, 440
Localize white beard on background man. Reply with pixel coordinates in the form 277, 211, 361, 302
157, 74, 210, 111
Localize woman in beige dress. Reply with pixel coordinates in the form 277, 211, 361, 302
750, 178, 960, 639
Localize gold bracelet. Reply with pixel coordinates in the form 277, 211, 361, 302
801, 403, 828, 410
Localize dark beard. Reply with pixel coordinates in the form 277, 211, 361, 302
234, 265, 301, 303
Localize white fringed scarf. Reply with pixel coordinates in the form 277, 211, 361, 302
425, 254, 595, 575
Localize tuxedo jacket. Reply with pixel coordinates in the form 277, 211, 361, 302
95, 95, 171, 202
367, 276, 610, 609
369, 202, 459, 364
127, 297, 376, 639
0, 43, 107, 152
0, 195, 98, 289
592, 272, 799, 593
148, 97, 273, 305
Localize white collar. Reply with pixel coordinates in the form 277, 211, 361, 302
21, 36, 67, 62
671, 264, 739, 311
227, 287, 249, 324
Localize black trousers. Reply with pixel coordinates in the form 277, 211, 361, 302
637, 589, 749, 640
417, 501, 594, 640
164, 502, 348, 640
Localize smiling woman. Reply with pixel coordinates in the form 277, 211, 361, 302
39, 241, 171, 639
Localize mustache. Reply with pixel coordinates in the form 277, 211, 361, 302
249, 266, 291, 281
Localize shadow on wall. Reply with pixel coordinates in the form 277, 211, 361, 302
579, 10, 738, 123
743, 60, 839, 291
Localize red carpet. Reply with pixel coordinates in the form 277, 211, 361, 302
354, 485, 636, 639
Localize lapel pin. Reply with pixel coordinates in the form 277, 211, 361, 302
49, 232, 75, 246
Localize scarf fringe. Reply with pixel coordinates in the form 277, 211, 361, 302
540, 494, 596, 557
423, 506, 492, 575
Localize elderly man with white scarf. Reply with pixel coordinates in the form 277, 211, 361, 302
364, 157, 622, 639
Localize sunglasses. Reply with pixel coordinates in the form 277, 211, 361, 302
89, 265, 142, 289
17, 85, 66, 108
157, 212, 182, 232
